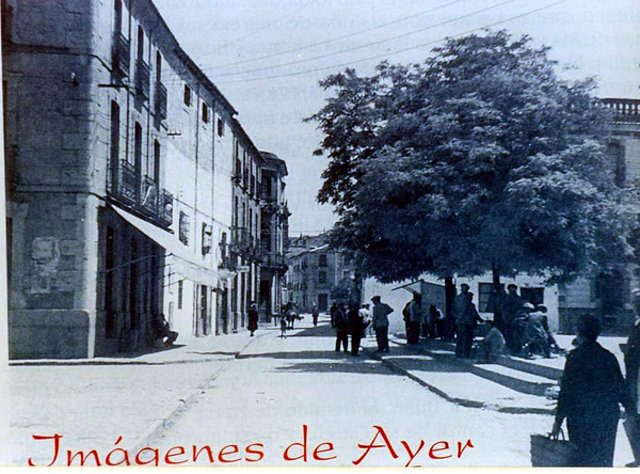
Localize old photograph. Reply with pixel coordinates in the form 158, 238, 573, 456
2, 0, 640, 468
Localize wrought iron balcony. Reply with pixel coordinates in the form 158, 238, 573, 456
107, 160, 173, 228
602, 98, 640, 123
136, 59, 150, 100
262, 252, 287, 270
155, 81, 167, 119
112, 33, 130, 76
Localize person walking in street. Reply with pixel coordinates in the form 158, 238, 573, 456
371, 296, 393, 353
334, 303, 349, 352
551, 314, 632, 467
454, 288, 483, 358
348, 303, 367, 356
407, 292, 423, 344
312, 303, 319, 327
247, 301, 259, 337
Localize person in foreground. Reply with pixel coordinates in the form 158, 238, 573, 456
551, 314, 632, 467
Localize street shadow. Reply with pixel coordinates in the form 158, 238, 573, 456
381, 355, 468, 373
273, 359, 395, 375
103, 343, 188, 359
237, 350, 346, 360
187, 351, 238, 356
289, 324, 335, 338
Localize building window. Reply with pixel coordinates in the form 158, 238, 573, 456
156, 51, 162, 82
521, 287, 545, 306
184, 84, 191, 106
105, 226, 115, 338
178, 280, 183, 309
114, 0, 122, 36
109, 101, 120, 187
217, 117, 224, 137
318, 254, 327, 267
179, 211, 190, 245
202, 103, 209, 123
134, 122, 142, 176
153, 140, 160, 184
478, 282, 505, 313
202, 223, 212, 255
318, 271, 327, 286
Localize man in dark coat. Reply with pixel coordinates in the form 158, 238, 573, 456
334, 303, 349, 352
371, 296, 393, 353
552, 315, 632, 467
247, 302, 259, 337
454, 289, 483, 358
502, 284, 525, 350
347, 303, 367, 356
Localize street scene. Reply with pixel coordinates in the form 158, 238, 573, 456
2, 0, 640, 468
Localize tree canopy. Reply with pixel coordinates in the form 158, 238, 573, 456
306, 30, 635, 284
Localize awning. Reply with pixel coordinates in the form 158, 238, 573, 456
111, 204, 220, 288
392, 279, 424, 294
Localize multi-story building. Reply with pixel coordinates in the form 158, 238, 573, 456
286, 233, 354, 313
258, 152, 289, 320
3, 0, 287, 358
227, 120, 263, 331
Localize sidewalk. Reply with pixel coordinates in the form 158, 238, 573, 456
8, 325, 280, 466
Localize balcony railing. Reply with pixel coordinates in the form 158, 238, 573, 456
155, 81, 167, 119
112, 33, 130, 76
262, 252, 287, 270
136, 59, 150, 100
231, 226, 260, 260
602, 98, 640, 123
108, 160, 173, 228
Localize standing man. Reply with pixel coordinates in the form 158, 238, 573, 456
312, 303, 319, 327
502, 284, 525, 348
348, 303, 366, 356
454, 285, 483, 358
247, 301, 259, 337
407, 292, 423, 344
371, 296, 393, 353
334, 303, 349, 352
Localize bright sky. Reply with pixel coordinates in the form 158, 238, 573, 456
153, 0, 640, 235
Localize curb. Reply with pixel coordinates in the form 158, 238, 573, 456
364, 346, 555, 415
126, 331, 270, 456
10, 331, 273, 366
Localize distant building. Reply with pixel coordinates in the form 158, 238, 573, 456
3, 0, 288, 358
258, 152, 290, 321
286, 233, 354, 313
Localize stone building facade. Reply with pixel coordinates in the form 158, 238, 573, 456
3, 0, 288, 358
286, 233, 354, 313
258, 152, 289, 320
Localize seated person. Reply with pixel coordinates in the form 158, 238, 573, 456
524, 308, 551, 358
152, 316, 178, 347
476, 320, 506, 362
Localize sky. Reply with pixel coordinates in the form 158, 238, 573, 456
153, 0, 640, 235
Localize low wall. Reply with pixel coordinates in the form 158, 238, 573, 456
9, 310, 90, 359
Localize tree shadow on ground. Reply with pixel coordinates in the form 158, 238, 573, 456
381, 356, 468, 373
187, 351, 238, 356
272, 359, 395, 375
289, 324, 336, 338
237, 350, 348, 360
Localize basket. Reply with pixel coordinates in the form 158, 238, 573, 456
530, 430, 576, 467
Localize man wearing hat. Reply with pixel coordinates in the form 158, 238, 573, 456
371, 296, 393, 352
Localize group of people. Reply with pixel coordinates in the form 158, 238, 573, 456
452, 283, 561, 361
330, 296, 393, 355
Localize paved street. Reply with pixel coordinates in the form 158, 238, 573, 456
144, 319, 572, 467
10, 317, 636, 467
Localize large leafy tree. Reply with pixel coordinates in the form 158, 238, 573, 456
307, 30, 635, 299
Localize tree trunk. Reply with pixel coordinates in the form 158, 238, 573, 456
492, 265, 503, 328
444, 276, 456, 339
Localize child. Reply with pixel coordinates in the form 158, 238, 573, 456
280, 317, 287, 339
